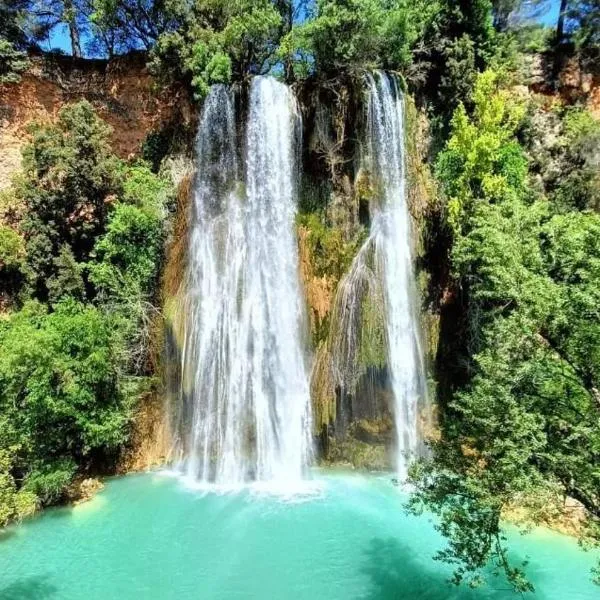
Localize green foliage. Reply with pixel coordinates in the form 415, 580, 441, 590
89, 161, 170, 308
281, 0, 441, 77
0, 37, 29, 83
14, 100, 122, 300
141, 130, 170, 172
0, 300, 132, 510
283, 0, 385, 74
89, 204, 164, 301
565, 0, 600, 50
22, 459, 77, 504
525, 104, 600, 213
149, 0, 282, 99
436, 69, 526, 234
0, 102, 172, 525
297, 212, 364, 281
554, 108, 600, 211
0, 225, 25, 271
121, 162, 172, 217
412, 69, 600, 590
47, 245, 85, 304
0, 225, 26, 304
0, 450, 37, 527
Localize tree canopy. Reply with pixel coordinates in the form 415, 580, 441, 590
0, 101, 173, 524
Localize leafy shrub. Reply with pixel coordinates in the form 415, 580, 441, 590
0, 450, 37, 527
149, 0, 281, 99
0, 225, 24, 271
0, 38, 28, 84
412, 69, 600, 591
47, 245, 86, 304
89, 204, 164, 300
0, 300, 132, 509
0, 225, 26, 304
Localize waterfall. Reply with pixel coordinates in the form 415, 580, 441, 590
366, 71, 427, 479
323, 72, 426, 477
177, 77, 312, 487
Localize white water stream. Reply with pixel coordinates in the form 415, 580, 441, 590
178, 77, 312, 487
367, 72, 428, 478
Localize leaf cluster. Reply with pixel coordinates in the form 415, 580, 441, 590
0, 101, 173, 519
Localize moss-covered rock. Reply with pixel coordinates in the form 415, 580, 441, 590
323, 432, 390, 471
358, 291, 386, 370
297, 211, 365, 348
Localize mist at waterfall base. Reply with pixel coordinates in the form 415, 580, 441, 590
1, 471, 598, 600
173, 77, 311, 488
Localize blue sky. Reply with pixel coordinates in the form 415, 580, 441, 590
47, 23, 75, 54
47, 0, 563, 56
525, 0, 561, 25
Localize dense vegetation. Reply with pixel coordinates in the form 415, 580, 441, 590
0, 102, 173, 525
409, 69, 600, 591
1, 0, 599, 594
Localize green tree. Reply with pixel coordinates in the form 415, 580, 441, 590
148, 0, 283, 99
411, 70, 600, 591
0, 38, 29, 83
280, 0, 443, 78
0, 91, 171, 526
0, 0, 32, 82
0, 300, 132, 509
0, 225, 26, 305
14, 100, 122, 300
27, 0, 86, 56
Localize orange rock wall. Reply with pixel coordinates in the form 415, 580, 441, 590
0, 52, 193, 190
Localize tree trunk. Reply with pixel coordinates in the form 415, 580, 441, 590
556, 0, 569, 43
64, 0, 82, 57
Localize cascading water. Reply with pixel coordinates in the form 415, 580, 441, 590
367, 71, 428, 479
177, 76, 312, 487
324, 72, 427, 479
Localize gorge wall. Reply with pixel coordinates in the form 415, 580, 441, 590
0, 57, 445, 472
5, 52, 596, 473
0, 52, 193, 191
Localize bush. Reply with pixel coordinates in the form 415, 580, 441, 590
0, 103, 174, 524
0, 225, 26, 304
0, 225, 24, 271
0, 300, 133, 511
0, 450, 37, 527
411, 69, 600, 591
0, 38, 28, 84
149, 0, 281, 99
89, 203, 164, 301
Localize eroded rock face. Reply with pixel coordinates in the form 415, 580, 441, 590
66, 478, 104, 505
117, 392, 171, 474
0, 52, 193, 191
2, 61, 439, 470
295, 78, 439, 469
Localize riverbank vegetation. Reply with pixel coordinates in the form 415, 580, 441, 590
0, 0, 599, 593
0, 101, 173, 525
